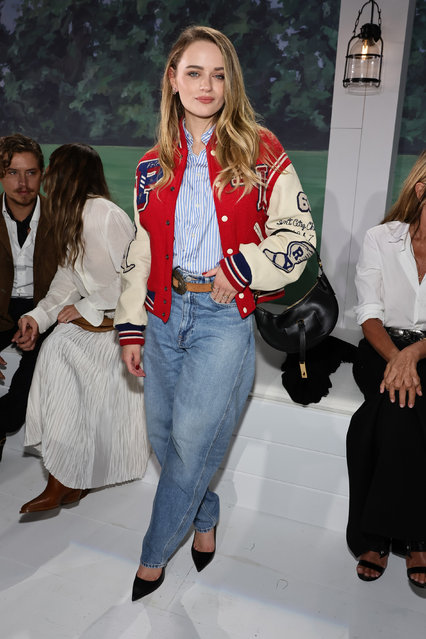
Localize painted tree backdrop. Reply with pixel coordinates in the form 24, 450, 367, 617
0, 0, 340, 149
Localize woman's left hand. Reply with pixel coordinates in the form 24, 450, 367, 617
204, 266, 238, 304
57, 304, 82, 324
380, 343, 423, 407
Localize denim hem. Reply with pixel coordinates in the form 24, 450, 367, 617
194, 525, 216, 534
141, 562, 167, 569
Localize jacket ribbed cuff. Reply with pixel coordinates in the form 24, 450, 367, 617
115, 322, 145, 347
220, 252, 252, 292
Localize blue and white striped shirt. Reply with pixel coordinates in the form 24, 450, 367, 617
173, 122, 223, 274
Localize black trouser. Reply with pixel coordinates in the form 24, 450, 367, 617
346, 338, 426, 557
0, 298, 52, 438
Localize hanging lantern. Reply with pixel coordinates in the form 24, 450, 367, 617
343, 0, 383, 90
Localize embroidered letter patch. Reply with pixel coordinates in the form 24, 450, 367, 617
297, 191, 311, 213
136, 159, 162, 212
263, 240, 314, 272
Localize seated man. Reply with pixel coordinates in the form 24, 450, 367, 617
0, 134, 57, 461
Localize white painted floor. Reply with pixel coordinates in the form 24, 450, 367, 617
1, 439, 426, 639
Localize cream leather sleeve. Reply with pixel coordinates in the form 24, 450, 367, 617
114, 189, 152, 328
240, 164, 316, 291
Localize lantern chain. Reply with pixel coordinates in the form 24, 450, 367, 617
352, 0, 382, 37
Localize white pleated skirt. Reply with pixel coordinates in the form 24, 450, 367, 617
25, 323, 150, 489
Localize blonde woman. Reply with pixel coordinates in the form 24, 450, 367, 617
115, 26, 315, 599
17, 144, 149, 513
347, 151, 426, 588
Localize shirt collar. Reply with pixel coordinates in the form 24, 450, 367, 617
2, 193, 41, 227
183, 119, 215, 150
387, 221, 410, 251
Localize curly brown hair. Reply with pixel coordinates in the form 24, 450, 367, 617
0, 133, 44, 178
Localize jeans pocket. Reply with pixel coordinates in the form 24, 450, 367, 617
209, 294, 237, 308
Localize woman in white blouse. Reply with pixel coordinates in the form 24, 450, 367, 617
16, 144, 149, 513
347, 151, 426, 588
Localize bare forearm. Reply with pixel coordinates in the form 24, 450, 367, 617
362, 317, 426, 362
361, 318, 399, 361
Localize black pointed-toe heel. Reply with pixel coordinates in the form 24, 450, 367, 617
131, 567, 165, 601
191, 526, 217, 573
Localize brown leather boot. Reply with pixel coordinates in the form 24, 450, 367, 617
20, 474, 88, 513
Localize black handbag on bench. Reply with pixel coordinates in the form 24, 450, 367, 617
254, 246, 339, 378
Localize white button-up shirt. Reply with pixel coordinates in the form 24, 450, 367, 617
28, 197, 133, 334
355, 221, 426, 329
173, 121, 222, 274
2, 195, 41, 299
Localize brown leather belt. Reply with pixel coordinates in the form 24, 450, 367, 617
172, 269, 213, 295
71, 316, 115, 332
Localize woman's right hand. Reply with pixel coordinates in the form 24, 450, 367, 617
121, 344, 146, 377
380, 343, 424, 408
13, 316, 40, 351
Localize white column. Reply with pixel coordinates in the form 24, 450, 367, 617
321, 0, 416, 343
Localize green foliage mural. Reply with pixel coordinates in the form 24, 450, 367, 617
0, 0, 340, 149
398, 0, 426, 154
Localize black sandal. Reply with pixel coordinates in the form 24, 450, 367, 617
357, 553, 388, 582
357, 536, 390, 582
405, 541, 426, 588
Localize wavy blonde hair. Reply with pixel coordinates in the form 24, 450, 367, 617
156, 26, 276, 196
43, 144, 111, 267
383, 150, 426, 236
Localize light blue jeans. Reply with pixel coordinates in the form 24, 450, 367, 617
141, 272, 255, 568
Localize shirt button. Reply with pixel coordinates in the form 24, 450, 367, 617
166, 220, 170, 225
165, 255, 169, 260
243, 307, 247, 314
164, 286, 168, 291
221, 216, 228, 222
239, 293, 244, 299
227, 249, 233, 255
162, 312, 165, 317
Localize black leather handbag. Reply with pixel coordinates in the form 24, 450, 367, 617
254, 248, 338, 377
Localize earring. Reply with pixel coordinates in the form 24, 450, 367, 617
172, 88, 177, 95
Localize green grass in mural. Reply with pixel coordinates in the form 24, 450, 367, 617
31, 147, 421, 306
41, 144, 327, 305
392, 154, 417, 204
41, 144, 146, 218
42, 145, 328, 228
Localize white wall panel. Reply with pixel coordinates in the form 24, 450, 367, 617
322, 0, 416, 343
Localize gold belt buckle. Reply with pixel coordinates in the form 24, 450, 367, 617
172, 269, 187, 295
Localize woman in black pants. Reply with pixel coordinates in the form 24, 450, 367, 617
347, 151, 426, 588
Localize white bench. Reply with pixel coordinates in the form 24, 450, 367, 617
2, 335, 363, 533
